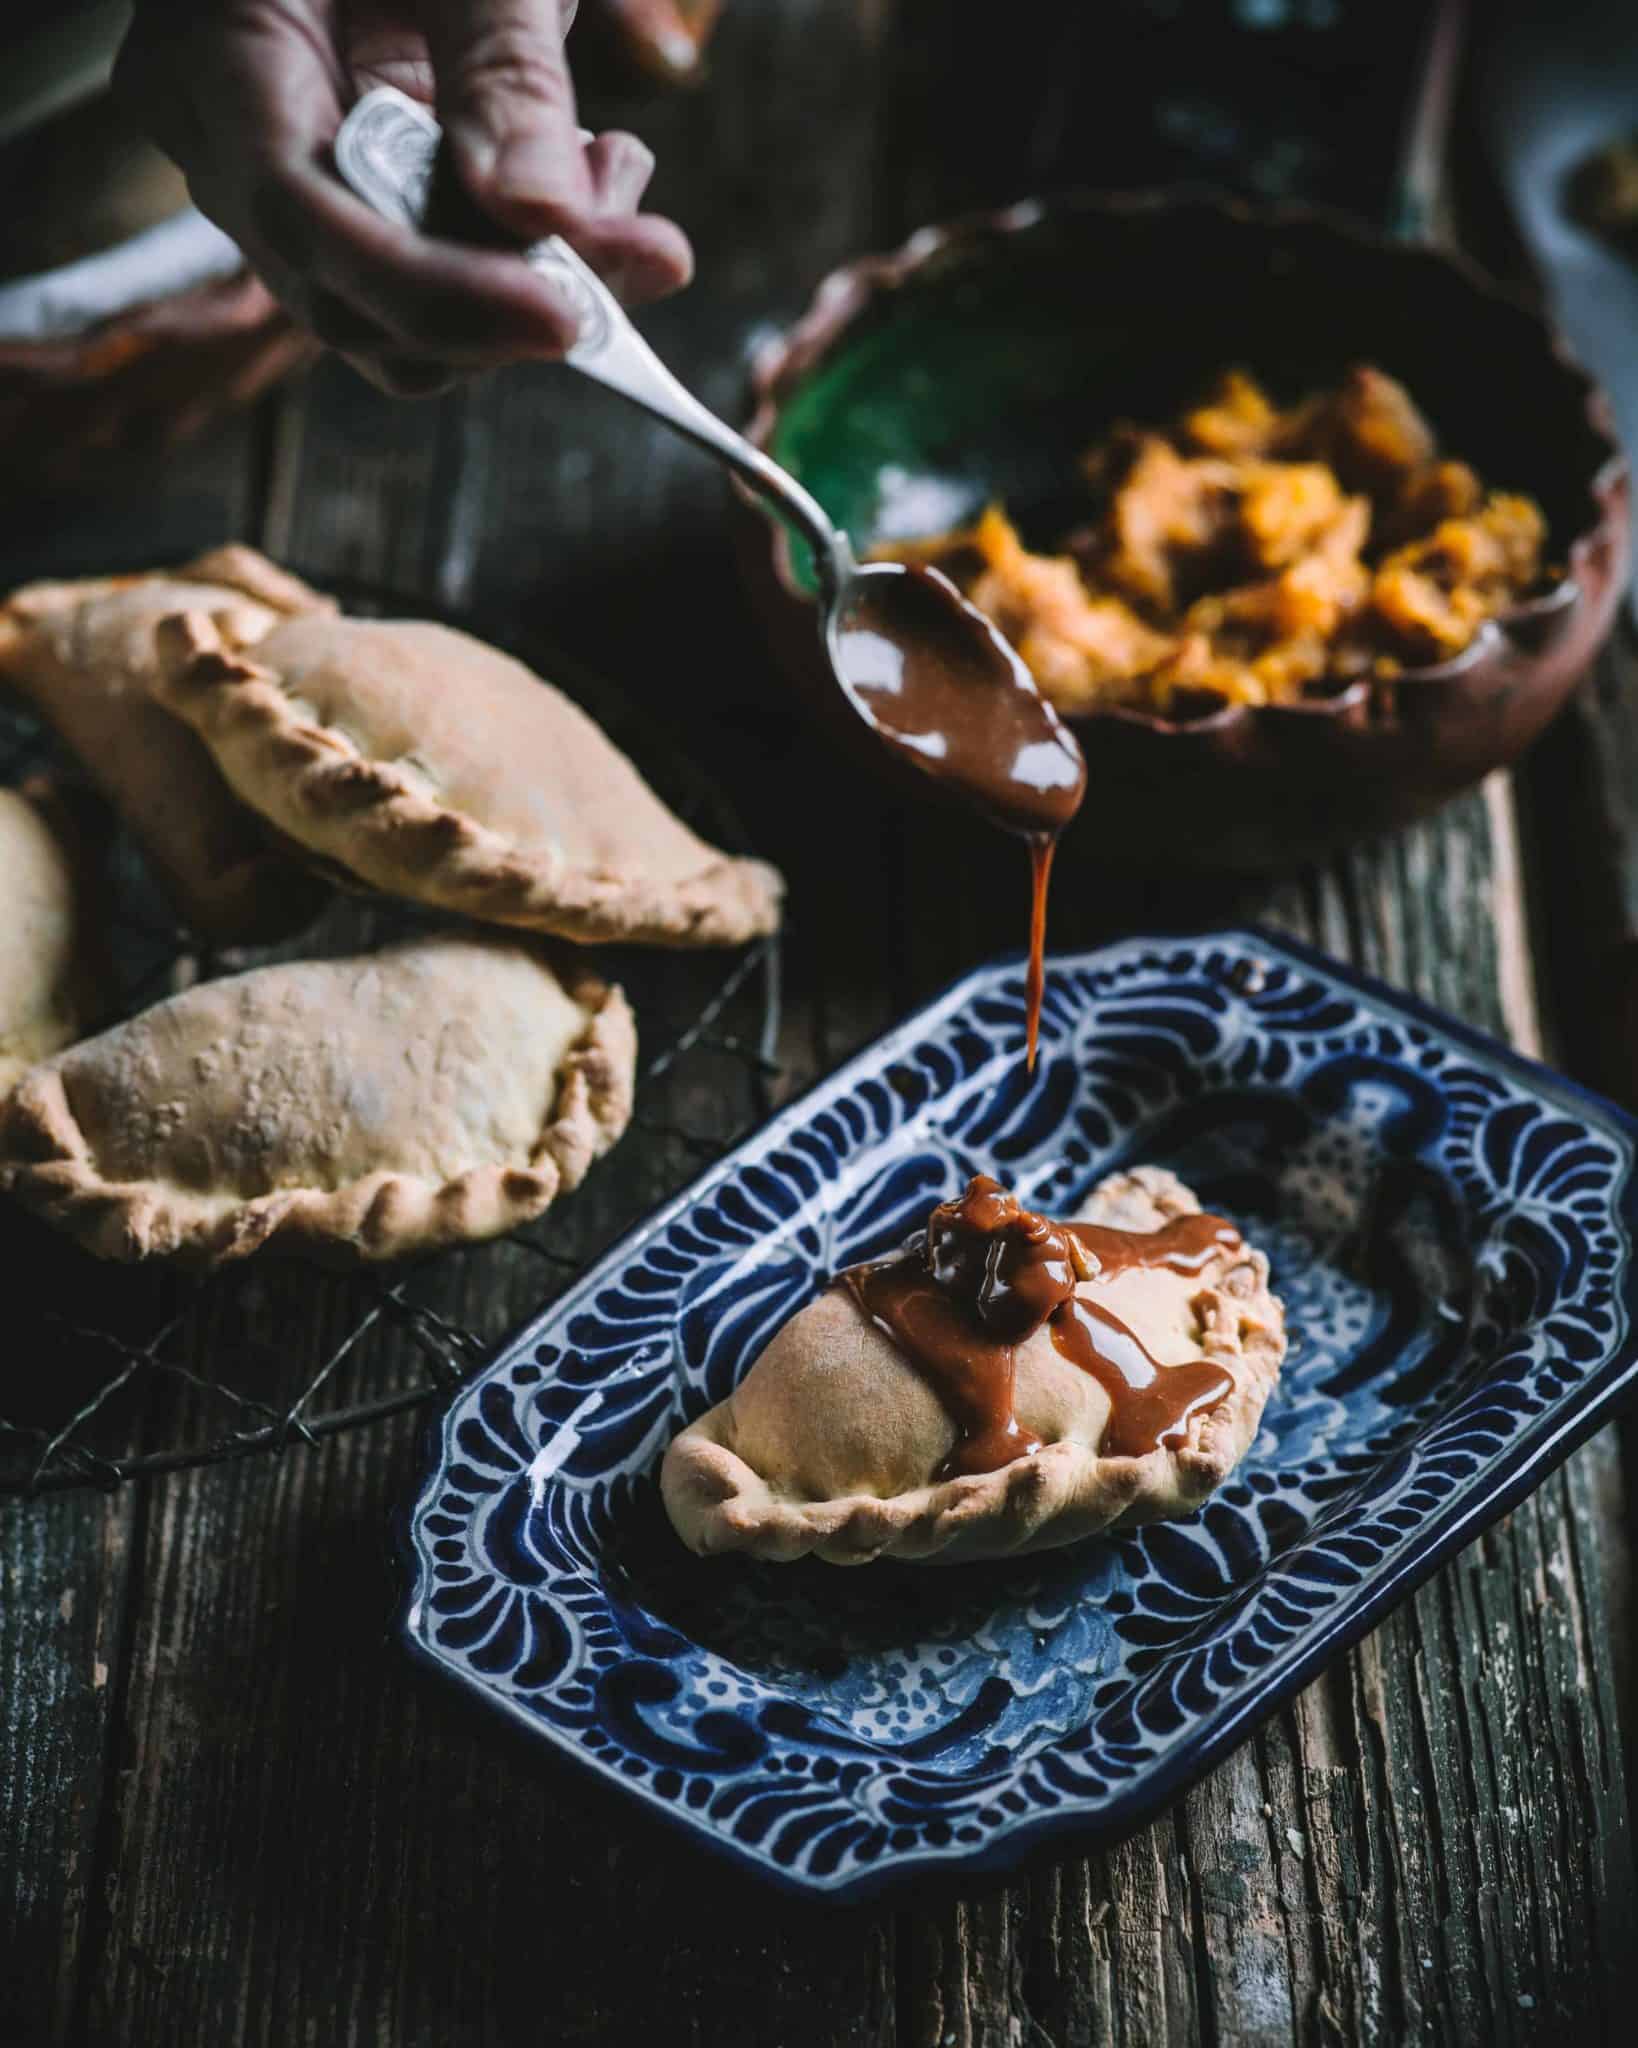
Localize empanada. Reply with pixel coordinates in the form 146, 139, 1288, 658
0, 781, 106, 1099
662, 1168, 1285, 1566
153, 611, 785, 947
0, 547, 332, 940
0, 932, 635, 1266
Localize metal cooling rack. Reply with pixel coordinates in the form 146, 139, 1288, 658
0, 582, 784, 1494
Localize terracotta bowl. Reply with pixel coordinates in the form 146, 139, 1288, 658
740, 192, 1629, 872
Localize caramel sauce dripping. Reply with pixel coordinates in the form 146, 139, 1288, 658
840, 1267, 1044, 1478
1025, 837, 1054, 1071
831, 568, 1086, 1072
839, 1175, 1237, 1479
1047, 1297, 1237, 1461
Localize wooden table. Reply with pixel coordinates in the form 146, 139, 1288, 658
4, 5, 1636, 2041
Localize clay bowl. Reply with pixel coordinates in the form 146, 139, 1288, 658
740, 191, 1629, 872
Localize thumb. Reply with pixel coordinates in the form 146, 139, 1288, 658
419, 0, 594, 238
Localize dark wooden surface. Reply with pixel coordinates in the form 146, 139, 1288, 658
4, 4, 1638, 2042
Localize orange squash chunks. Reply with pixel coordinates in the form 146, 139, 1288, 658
1190, 498, 1371, 645
1154, 497, 1371, 708
1183, 364, 1450, 506
964, 508, 1176, 713
1148, 629, 1333, 711
1236, 462, 1359, 572
1179, 369, 1282, 458
1386, 458, 1483, 543
1369, 495, 1546, 660
1095, 440, 1361, 612
1092, 438, 1239, 612
1182, 363, 1437, 494
1278, 364, 1437, 498
874, 364, 1549, 716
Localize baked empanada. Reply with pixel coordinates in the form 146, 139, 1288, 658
0, 781, 106, 1099
662, 1168, 1285, 1566
0, 932, 634, 1266
0, 547, 332, 941
153, 610, 784, 947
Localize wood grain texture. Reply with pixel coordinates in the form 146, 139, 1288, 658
2, 2, 1634, 2043
0, 415, 256, 2048
0, 1490, 134, 2045
1519, 631, 1638, 1103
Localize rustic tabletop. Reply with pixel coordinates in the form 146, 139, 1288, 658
3, 4, 1637, 2043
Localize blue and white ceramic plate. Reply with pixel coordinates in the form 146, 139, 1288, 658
402, 928, 1638, 1898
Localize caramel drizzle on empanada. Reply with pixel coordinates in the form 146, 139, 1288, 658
840, 1175, 1236, 1477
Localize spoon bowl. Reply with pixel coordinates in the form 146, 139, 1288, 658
826, 558, 1085, 838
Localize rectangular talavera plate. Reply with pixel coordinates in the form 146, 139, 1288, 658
401, 928, 1638, 1899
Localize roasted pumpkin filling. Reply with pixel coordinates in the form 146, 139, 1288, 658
877, 366, 1550, 716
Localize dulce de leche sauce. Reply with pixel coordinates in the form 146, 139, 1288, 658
832, 566, 1087, 1067
840, 1175, 1236, 1479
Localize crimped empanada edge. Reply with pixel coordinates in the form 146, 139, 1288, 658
0, 546, 337, 944
0, 957, 637, 1268
0, 544, 331, 648
660, 1231, 1286, 1566
152, 610, 785, 949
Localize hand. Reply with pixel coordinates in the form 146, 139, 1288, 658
117, 0, 694, 395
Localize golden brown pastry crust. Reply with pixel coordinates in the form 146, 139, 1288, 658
0, 546, 333, 941
0, 779, 107, 1099
661, 1168, 1285, 1566
0, 932, 635, 1267
152, 610, 785, 948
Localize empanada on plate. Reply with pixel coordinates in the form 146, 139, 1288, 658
153, 610, 785, 948
0, 933, 635, 1267
0, 547, 333, 941
0, 780, 107, 1099
662, 1168, 1286, 1566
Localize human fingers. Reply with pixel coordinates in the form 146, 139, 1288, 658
417, 0, 594, 240
584, 129, 657, 214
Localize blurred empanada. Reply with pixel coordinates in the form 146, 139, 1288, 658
0, 547, 331, 940
0, 780, 106, 1099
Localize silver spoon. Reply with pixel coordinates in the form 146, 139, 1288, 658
333, 86, 1083, 836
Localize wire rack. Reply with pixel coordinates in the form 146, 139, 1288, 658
0, 582, 784, 1495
